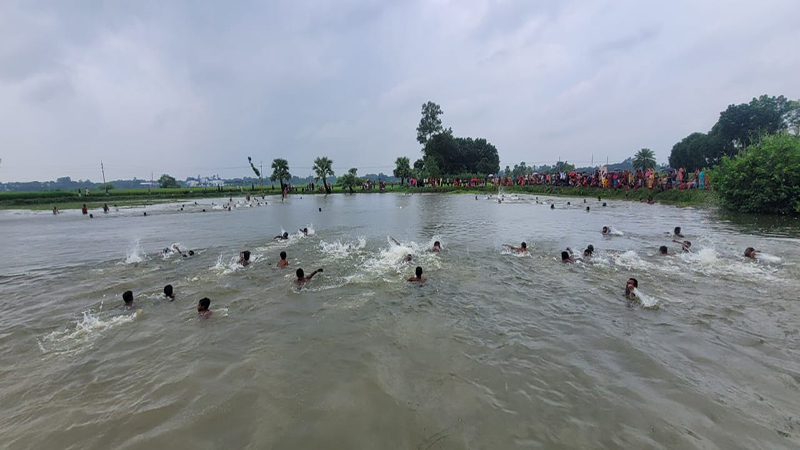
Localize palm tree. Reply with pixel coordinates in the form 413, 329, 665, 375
270, 158, 291, 193
313, 156, 334, 194
633, 148, 656, 171
393, 157, 411, 185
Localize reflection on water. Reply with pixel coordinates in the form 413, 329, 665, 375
1, 194, 799, 449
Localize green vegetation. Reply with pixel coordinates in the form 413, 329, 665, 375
633, 148, 656, 170
337, 168, 360, 193
714, 132, 800, 215
270, 158, 291, 192
158, 174, 179, 188
669, 95, 800, 170
313, 156, 334, 194
413, 101, 500, 178
393, 157, 412, 185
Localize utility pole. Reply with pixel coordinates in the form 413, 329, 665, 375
101, 160, 108, 195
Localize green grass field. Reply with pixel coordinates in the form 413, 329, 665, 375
0, 184, 717, 210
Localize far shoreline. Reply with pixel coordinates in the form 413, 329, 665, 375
0, 184, 717, 211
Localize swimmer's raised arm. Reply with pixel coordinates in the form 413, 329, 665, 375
307, 268, 323, 280
389, 237, 400, 246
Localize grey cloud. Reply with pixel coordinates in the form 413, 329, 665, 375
1, 0, 799, 182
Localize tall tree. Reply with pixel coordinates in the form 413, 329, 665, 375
416, 101, 444, 145
338, 168, 360, 193
158, 174, 179, 188
668, 133, 712, 170
393, 157, 412, 185
313, 156, 335, 194
713, 95, 795, 154
270, 158, 291, 192
413, 158, 425, 178
632, 148, 656, 170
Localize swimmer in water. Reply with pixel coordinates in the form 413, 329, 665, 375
295, 268, 323, 286
122, 290, 135, 310
183, 250, 195, 258
404, 254, 413, 263
550, 204, 555, 210
659, 245, 669, 255
197, 297, 212, 318
673, 227, 684, 238
163, 284, 175, 301
744, 247, 759, 259
503, 242, 527, 253
53, 206, 59, 215
562, 249, 575, 263
299, 227, 309, 236
625, 278, 638, 300
583, 244, 594, 258
408, 266, 426, 282
431, 241, 442, 253
586, 206, 590, 212
274, 232, 290, 240
672, 239, 692, 252
238, 251, 251, 267
602, 226, 612, 235
277, 251, 289, 268
82, 204, 88, 215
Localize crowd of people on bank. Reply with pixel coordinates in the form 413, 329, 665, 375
407, 167, 711, 191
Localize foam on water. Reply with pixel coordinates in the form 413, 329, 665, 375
757, 253, 782, 264
38, 310, 139, 355
319, 238, 367, 259
123, 239, 147, 264
632, 287, 659, 309
678, 247, 778, 280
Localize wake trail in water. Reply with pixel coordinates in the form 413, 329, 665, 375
37, 310, 140, 355
121, 239, 147, 264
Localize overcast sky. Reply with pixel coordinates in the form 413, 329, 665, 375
1, 0, 799, 182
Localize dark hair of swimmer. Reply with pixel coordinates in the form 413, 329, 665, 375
434, 241, 440, 247
143, 212, 147, 216
89, 214, 93, 218
586, 206, 590, 212
280, 251, 287, 259
587, 245, 594, 252
629, 278, 638, 288
198, 297, 210, 311
602, 226, 609, 233
550, 204, 555, 209
164, 284, 174, 298
744, 247, 756, 258
567, 202, 570, 205
296, 268, 304, 279
674, 227, 681, 235
685, 241, 691, 248
242, 251, 251, 261
415, 266, 423, 277
659, 245, 668, 255
123, 290, 133, 304
188, 250, 194, 256
521, 242, 527, 249
561, 251, 570, 261
602, 202, 607, 207
283, 232, 289, 239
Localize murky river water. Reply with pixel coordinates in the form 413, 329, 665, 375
1, 193, 799, 449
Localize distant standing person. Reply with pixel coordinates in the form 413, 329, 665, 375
277, 251, 289, 268
82, 204, 88, 215
52, 206, 59, 215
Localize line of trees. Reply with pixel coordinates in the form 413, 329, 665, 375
669, 95, 800, 171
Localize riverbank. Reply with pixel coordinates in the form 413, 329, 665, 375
0, 184, 717, 209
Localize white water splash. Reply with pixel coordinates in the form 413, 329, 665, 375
319, 238, 367, 259
632, 287, 659, 309
123, 239, 147, 264
38, 310, 139, 355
